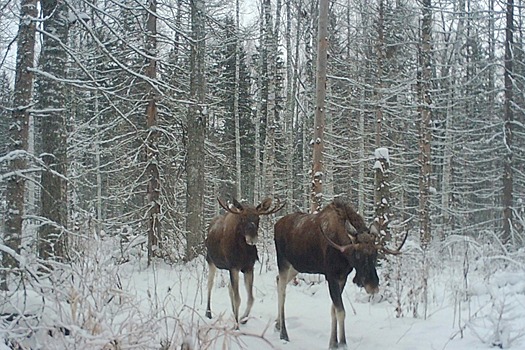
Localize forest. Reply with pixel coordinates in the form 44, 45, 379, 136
1, 0, 525, 348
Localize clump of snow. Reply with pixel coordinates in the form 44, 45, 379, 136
374, 147, 390, 163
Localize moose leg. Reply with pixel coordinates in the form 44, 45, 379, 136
240, 269, 254, 324
330, 305, 338, 349
206, 262, 217, 319
276, 265, 298, 341
228, 269, 241, 329
327, 278, 346, 349
337, 278, 348, 348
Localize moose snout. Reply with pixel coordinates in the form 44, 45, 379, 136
364, 284, 379, 295
354, 275, 379, 295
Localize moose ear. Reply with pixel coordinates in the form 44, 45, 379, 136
232, 198, 244, 211
256, 197, 273, 212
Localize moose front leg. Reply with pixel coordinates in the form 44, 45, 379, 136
228, 269, 241, 329
327, 278, 347, 349
240, 269, 254, 324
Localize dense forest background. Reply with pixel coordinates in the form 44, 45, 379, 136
0, 0, 524, 264
3, 0, 525, 263
1, 0, 525, 348
4, 0, 525, 260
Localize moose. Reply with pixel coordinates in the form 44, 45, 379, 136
205, 197, 284, 328
274, 198, 406, 349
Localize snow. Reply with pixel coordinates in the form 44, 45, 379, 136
374, 147, 390, 163
373, 160, 383, 171
2, 236, 525, 349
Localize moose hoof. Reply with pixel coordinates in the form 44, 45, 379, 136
205, 311, 212, 319
240, 316, 249, 324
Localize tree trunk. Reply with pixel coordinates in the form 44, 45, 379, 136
418, 0, 433, 249
146, 0, 160, 266
234, 0, 242, 198
311, 0, 329, 213
375, 0, 384, 148
38, 0, 69, 261
373, 0, 390, 238
374, 148, 391, 240
502, 0, 514, 244
284, 0, 298, 213
262, 0, 279, 198
2, 0, 37, 284
254, 5, 265, 204
185, 0, 207, 261
358, 91, 365, 215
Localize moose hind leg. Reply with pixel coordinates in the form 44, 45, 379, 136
206, 262, 217, 319
337, 278, 348, 348
240, 269, 254, 324
228, 269, 241, 328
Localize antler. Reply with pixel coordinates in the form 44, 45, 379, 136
378, 230, 408, 255
258, 199, 286, 216
320, 225, 355, 253
217, 197, 243, 214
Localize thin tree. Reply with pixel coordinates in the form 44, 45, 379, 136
502, 0, 514, 244
418, 0, 433, 248
145, 0, 160, 265
418, 0, 434, 321
284, 0, 296, 213
261, 0, 278, 198
2, 0, 37, 284
373, 0, 391, 238
311, 0, 328, 213
234, 0, 242, 198
185, 0, 207, 261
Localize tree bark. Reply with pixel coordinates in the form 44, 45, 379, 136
418, 0, 433, 249
38, 0, 69, 261
2, 0, 37, 280
146, 0, 160, 266
373, 0, 390, 238
233, 0, 242, 199
502, 0, 514, 244
284, 0, 296, 213
311, 0, 329, 213
262, 0, 278, 198
185, 0, 207, 261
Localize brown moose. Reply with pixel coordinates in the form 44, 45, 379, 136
205, 197, 283, 328
274, 198, 406, 349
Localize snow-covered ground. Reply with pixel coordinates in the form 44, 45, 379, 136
123, 256, 525, 350
2, 234, 525, 349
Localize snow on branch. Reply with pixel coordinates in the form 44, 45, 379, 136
374, 147, 390, 163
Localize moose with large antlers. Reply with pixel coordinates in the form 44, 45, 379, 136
205, 197, 284, 328
274, 198, 406, 349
